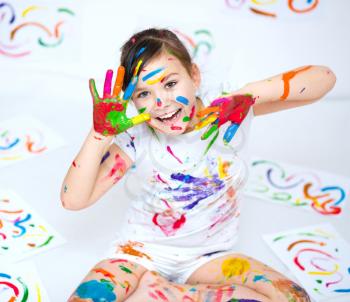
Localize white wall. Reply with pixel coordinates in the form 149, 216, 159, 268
1, 0, 349, 104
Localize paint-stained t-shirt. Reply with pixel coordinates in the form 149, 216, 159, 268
112, 99, 255, 252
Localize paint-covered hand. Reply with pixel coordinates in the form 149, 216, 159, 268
195, 94, 255, 144
89, 66, 150, 136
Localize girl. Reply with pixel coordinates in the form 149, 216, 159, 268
61, 28, 336, 302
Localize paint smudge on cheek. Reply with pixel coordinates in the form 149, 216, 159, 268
138, 107, 147, 114
300, 87, 306, 94
74, 279, 116, 302
156, 98, 162, 107
182, 104, 195, 121
176, 96, 189, 106
64, 185, 68, 193
221, 257, 251, 279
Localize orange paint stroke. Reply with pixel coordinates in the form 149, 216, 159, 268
288, 0, 319, 13
280, 66, 312, 100
10, 22, 52, 41
249, 7, 276, 17
93, 268, 118, 284
118, 241, 151, 260
287, 239, 326, 251
25, 135, 47, 153
55, 21, 64, 38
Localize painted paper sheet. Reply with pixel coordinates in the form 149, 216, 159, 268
0, 260, 50, 301
0, 1, 79, 61
263, 223, 350, 301
0, 115, 66, 168
0, 189, 66, 262
244, 157, 349, 216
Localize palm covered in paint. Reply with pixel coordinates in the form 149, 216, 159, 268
89, 66, 150, 136
195, 94, 256, 144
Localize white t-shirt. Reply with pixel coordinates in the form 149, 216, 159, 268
112, 99, 255, 254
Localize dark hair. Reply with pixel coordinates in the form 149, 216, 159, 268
120, 28, 193, 91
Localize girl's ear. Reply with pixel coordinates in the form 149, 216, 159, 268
191, 63, 201, 89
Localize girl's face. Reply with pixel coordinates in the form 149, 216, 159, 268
131, 51, 201, 135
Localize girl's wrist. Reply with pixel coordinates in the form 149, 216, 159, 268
89, 127, 114, 143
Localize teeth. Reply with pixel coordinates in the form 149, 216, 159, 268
159, 110, 178, 119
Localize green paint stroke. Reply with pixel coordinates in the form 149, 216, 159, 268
183, 116, 190, 122
138, 107, 146, 114
119, 265, 132, 274
17, 277, 29, 302
58, 7, 75, 16
37, 235, 54, 248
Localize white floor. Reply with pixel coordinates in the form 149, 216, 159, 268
1, 94, 349, 302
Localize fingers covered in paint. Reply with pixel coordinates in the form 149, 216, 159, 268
196, 94, 255, 144
112, 66, 125, 98
90, 67, 148, 137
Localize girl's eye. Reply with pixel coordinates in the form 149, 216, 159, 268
137, 91, 150, 98
165, 81, 177, 89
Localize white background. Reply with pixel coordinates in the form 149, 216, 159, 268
1, 0, 350, 301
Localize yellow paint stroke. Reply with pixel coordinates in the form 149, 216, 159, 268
204, 167, 210, 178
22, 6, 43, 17
218, 156, 230, 179
222, 257, 251, 282
35, 283, 42, 302
133, 59, 143, 76
145, 72, 167, 85
0, 156, 22, 161
308, 263, 339, 276
251, 0, 277, 4
39, 225, 47, 232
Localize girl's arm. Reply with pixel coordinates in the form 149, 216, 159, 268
60, 128, 132, 211
233, 65, 336, 116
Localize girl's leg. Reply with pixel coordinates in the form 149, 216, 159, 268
67, 258, 148, 302
185, 253, 311, 302
127, 270, 272, 302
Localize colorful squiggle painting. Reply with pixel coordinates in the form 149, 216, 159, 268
244, 157, 349, 216
0, 189, 66, 262
224, 0, 320, 19
263, 223, 350, 301
0, 1, 76, 58
0, 115, 65, 168
0, 260, 50, 301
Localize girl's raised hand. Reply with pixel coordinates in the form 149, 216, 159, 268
195, 94, 256, 144
89, 66, 150, 136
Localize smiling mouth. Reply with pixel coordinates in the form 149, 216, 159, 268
156, 108, 182, 124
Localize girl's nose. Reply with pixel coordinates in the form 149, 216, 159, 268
154, 94, 172, 108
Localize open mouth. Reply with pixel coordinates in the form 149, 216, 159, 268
156, 108, 182, 125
